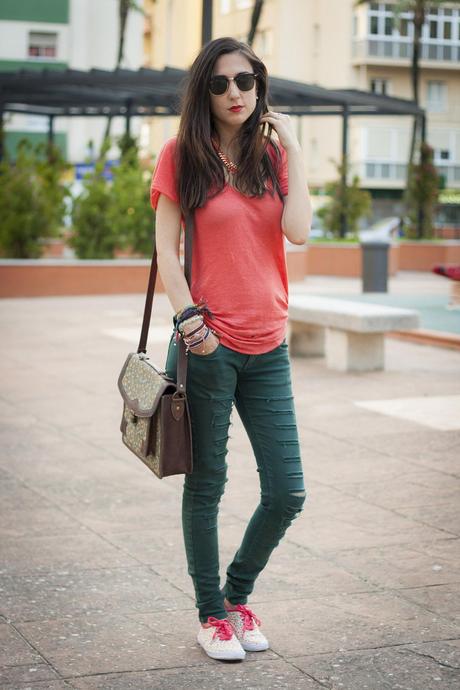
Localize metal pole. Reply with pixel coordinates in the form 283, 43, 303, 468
416, 112, 427, 239
340, 104, 349, 238
202, 0, 212, 46
0, 104, 4, 162
48, 114, 55, 146
125, 100, 132, 136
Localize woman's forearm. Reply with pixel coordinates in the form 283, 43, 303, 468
281, 144, 313, 245
157, 249, 194, 314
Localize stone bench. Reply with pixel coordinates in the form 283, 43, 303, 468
288, 295, 420, 372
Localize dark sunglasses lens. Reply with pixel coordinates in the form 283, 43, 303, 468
209, 77, 228, 95
235, 73, 255, 91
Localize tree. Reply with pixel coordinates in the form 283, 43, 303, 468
405, 141, 439, 239
317, 157, 372, 240
107, 134, 155, 256
247, 0, 265, 46
70, 140, 117, 259
101, 0, 144, 152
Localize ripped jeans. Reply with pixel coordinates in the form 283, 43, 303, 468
165, 332, 307, 623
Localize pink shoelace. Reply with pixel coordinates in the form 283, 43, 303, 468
206, 617, 235, 640
227, 604, 261, 631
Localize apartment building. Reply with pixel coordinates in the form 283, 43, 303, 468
0, 0, 143, 162
143, 0, 460, 225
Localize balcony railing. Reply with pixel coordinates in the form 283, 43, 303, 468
353, 37, 460, 63
355, 161, 460, 187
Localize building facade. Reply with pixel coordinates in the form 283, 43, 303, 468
0, 0, 144, 162
143, 0, 460, 227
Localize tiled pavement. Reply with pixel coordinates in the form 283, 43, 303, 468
1, 273, 459, 689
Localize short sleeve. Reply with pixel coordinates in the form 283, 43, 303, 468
150, 136, 180, 210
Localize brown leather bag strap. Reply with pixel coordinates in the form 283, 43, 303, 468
137, 211, 194, 395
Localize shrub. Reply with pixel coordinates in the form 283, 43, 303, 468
0, 140, 69, 258
317, 158, 372, 239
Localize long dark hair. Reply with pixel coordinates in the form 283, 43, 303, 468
175, 37, 283, 213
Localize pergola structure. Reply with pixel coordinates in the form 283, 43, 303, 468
0, 66, 426, 234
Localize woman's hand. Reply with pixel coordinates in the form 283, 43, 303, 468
181, 319, 220, 356
188, 330, 220, 356
259, 111, 300, 152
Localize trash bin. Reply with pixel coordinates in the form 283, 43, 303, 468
360, 241, 390, 292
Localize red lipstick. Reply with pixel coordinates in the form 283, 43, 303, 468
229, 106, 243, 112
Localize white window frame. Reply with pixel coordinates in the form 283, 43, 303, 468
220, 0, 232, 15
28, 31, 58, 60
426, 80, 447, 113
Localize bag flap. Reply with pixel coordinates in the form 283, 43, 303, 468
118, 352, 175, 417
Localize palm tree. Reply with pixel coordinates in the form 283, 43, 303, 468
100, 0, 143, 155
247, 0, 265, 46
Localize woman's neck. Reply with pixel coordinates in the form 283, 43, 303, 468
213, 124, 240, 159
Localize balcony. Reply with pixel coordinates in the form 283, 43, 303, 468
355, 161, 460, 188
353, 37, 460, 66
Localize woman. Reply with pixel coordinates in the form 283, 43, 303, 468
150, 36, 312, 662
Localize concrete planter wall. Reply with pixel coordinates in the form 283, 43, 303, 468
0, 260, 164, 298
398, 241, 460, 271
305, 242, 399, 277
1, 241, 458, 297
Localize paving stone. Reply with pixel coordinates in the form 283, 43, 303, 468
1, 532, 139, 576
15, 610, 277, 677
393, 502, 460, 537
0, 662, 61, 688
398, 583, 460, 623
70, 659, 323, 689
286, 498, 449, 553
329, 469, 460, 509
0, 565, 192, 623
0, 623, 43, 666
331, 538, 460, 589
290, 639, 460, 690
246, 594, 459, 657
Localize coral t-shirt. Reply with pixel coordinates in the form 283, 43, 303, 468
150, 135, 289, 354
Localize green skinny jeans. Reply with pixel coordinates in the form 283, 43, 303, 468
165, 331, 307, 623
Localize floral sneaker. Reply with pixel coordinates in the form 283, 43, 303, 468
225, 604, 269, 652
196, 616, 246, 661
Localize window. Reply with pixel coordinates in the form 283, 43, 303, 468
254, 29, 273, 57
28, 32, 57, 59
399, 18, 409, 36
384, 16, 393, 35
220, 0, 231, 14
371, 78, 389, 95
427, 81, 447, 113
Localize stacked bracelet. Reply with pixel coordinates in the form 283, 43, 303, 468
173, 300, 214, 331
177, 314, 202, 335
182, 321, 211, 352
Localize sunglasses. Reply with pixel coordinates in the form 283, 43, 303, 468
209, 71, 257, 96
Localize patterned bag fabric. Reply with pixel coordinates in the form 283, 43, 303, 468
117, 211, 195, 479
118, 351, 192, 479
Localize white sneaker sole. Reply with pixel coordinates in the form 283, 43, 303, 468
196, 635, 246, 660
240, 638, 269, 652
